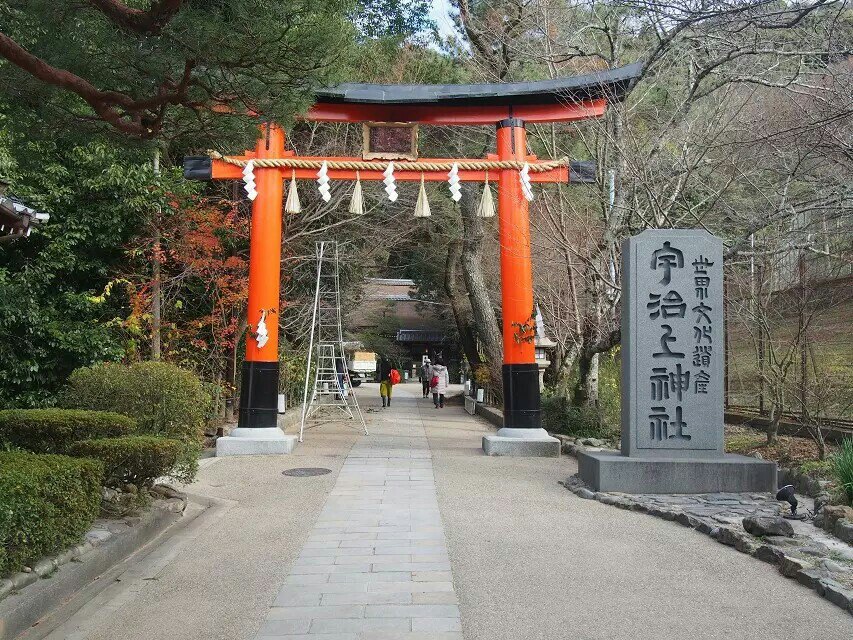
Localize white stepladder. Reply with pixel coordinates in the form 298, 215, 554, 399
299, 241, 368, 442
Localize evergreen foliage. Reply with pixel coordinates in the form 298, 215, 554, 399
0, 408, 135, 454
68, 435, 184, 488
60, 361, 210, 482
0, 452, 102, 575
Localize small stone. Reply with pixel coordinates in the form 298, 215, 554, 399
124, 483, 139, 495
715, 527, 742, 547
657, 509, 678, 522
753, 544, 784, 564
21, 566, 32, 573
806, 478, 822, 497
820, 559, 848, 575
164, 497, 186, 513
55, 548, 77, 566
795, 568, 824, 589
796, 542, 830, 557
833, 519, 853, 545
814, 493, 832, 513
674, 513, 695, 528
11, 571, 38, 590
779, 555, 811, 578
150, 483, 184, 500
33, 558, 57, 577
85, 530, 112, 546
816, 578, 853, 611
575, 488, 595, 500
823, 505, 853, 524
747, 451, 764, 459
742, 516, 794, 537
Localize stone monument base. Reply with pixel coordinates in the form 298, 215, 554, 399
577, 450, 776, 493
216, 427, 297, 457
482, 428, 561, 458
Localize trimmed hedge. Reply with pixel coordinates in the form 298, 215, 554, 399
68, 436, 183, 488
0, 452, 103, 575
60, 362, 208, 483
0, 409, 136, 454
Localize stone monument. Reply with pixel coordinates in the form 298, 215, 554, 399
578, 229, 776, 493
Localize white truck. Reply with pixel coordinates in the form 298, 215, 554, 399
347, 351, 377, 385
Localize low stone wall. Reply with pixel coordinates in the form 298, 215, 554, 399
473, 402, 503, 429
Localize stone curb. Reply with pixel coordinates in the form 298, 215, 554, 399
560, 475, 853, 617
0, 496, 191, 640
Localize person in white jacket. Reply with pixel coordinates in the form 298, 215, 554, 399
429, 359, 450, 408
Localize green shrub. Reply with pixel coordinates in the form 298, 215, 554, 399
541, 393, 617, 439
831, 436, 853, 505
0, 409, 136, 455
799, 459, 833, 479
68, 436, 184, 488
60, 361, 209, 482
0, 452, 103, 575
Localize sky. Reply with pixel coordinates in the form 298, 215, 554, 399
428, 0, 459, 41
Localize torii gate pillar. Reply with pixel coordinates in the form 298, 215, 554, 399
218, 124, 296, 455
483, 119, 560, 456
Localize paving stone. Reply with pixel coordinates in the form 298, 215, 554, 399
335, 555, 411, 565
412, 571, 453, 582
329, 572, 412, 583
267, 605, 364, 620
309, 618, 411, 634
256, 635, 357, 640
412, 617, 462, 632
364, 605, 460, 618
372, 562, 451, 573
412, 592, 459, 605
255, 619, 312, 635
284, 574, 331, 586
320, 592, 412, 605
272, 591, 322, 606
367, 582, 455, 593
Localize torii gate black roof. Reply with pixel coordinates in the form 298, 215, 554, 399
315, 62, 642, 106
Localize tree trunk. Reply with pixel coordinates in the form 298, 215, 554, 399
151, 229, 162, 360
459, 185, 503, 391
574, 349, 595, 407
151, 148, 162, 361
585, 353, 600, 406
767, 398, 781, 444
444, 240, 481, 369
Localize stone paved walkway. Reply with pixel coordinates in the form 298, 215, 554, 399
254, 406, 462, 639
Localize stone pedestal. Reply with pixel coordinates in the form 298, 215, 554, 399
483, 428, 561, 458
215, 427, 297, 456
577, 450, 777, 493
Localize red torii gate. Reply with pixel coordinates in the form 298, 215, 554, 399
185, 63, 639, 453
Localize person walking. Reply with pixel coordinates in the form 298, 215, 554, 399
335, 354, 347, 400
420, 359, 431, 398
378, 361, 400, 408
429, 359, 449, 408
